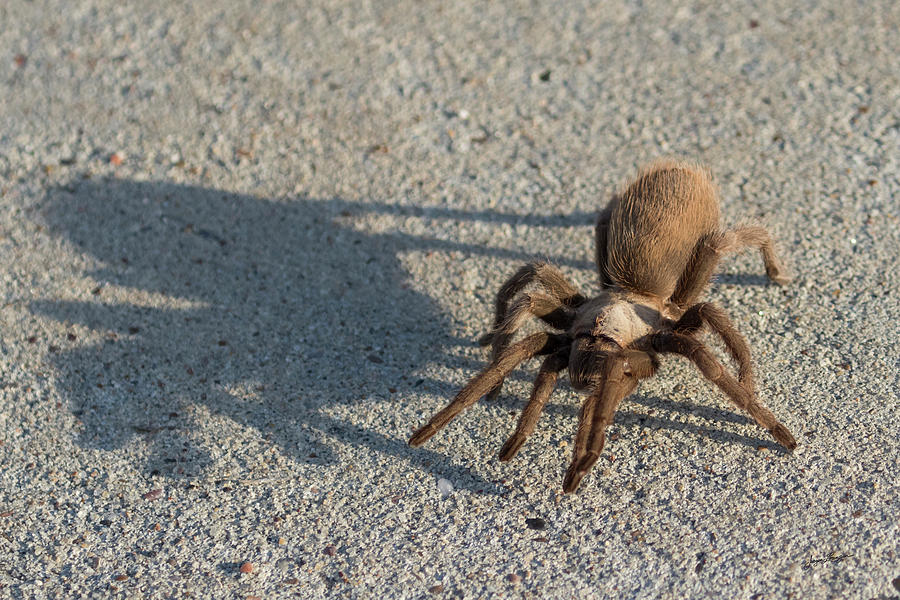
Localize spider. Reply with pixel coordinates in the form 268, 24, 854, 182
408, 159, 797, 493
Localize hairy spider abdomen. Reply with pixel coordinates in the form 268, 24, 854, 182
606, 160, 720, 299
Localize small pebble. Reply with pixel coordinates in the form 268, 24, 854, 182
276, 558, 292, 571
428, 584, 444, 593
506, 573, 521, 584
525, 517, 547, 530
437, 478, 454, 498
142, 489, 163, 501
324, 545, 337, 556
239, 562, 253, 574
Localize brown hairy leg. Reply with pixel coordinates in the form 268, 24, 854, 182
478, 292, 576, 348
498, 348, 569, 461
484, 263, 584, 399
569, 375, 602, 477
563, 360, 635, 494
595, 200, 617, 288
563, 351, 656, 493
408, 332, 566, 447
671, 224, 791, 308
650, 332, 796, 449
672, 302, 755, 388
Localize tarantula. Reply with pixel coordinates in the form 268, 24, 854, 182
408, 159, 797, 493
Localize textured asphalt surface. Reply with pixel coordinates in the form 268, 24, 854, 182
1, 1, 899, 598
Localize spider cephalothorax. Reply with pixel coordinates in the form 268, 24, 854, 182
409, 159, 796, 493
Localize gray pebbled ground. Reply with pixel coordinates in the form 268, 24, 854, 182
1, 1, 898, 598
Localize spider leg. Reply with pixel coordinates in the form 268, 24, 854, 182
673, 302, 755, 388
671, 224, 791, 308
408, 332, 565, 447
478, 292, 576, 347
498, 348, 569, 461
650, 332, 796, 449
563, 351, 655, 493
570, 377, 602, 478
483, 263, 584, 400
620, 349, 660, 379
478, 293, 575, 404
595, 198, 618, 288
569, 351, 657, 466
734, 224, 792, 286
490, 263, 585, 332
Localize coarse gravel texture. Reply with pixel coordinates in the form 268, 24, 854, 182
1, 1, 898, 598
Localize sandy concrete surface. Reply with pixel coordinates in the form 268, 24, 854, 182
1, 1, 898, 598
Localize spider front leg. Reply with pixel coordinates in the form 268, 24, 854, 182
408, 332, 565, 447
650, 332, 796, 449
498, 348, 569, 461
563, 350, 657, 494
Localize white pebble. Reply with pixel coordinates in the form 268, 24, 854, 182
437, 478, 454, 498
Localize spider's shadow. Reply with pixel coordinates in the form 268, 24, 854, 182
31, 178, 780, 494
492, 388, 787, 454
715, 273, 772, 287
618, 396, 788, 454
30, 178, 593, 493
